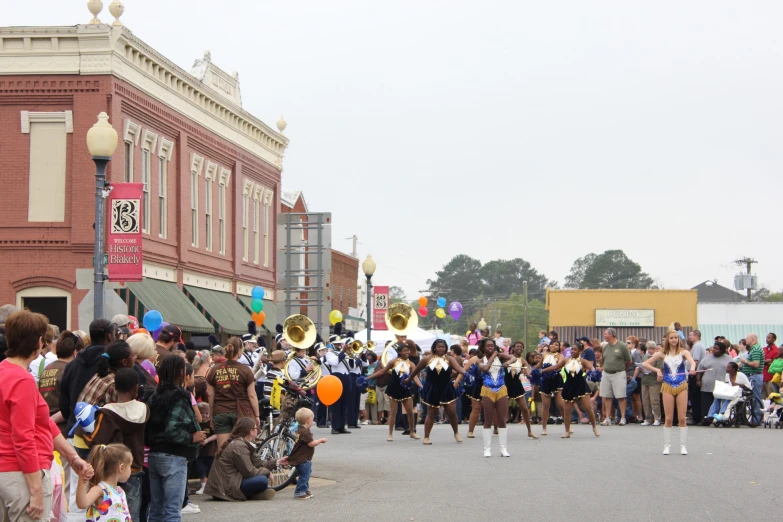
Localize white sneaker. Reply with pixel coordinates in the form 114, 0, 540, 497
662, 445, 670, 455
619, 418, 627, 426
182, 504, 201, 515
194, 486, 206, 495
653, 420, 661, 426
361, 420, 370, 425
641, 421, 651, 426
680, 445, 688, 456
484, 447, 491, 457
600, 419, 611, 426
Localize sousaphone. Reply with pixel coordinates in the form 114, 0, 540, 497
282, 314, 321, 389
382, 303, 417, 366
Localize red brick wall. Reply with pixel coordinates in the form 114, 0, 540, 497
331, 250, 358, 315
0, 74, 281, 327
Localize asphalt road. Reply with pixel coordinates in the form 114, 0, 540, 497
185, 422, 777, 522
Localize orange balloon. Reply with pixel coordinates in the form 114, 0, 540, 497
252, 311, 266, 327
418, 296, 428, 307
316, 375, 343, 406
136, 328, 149, 335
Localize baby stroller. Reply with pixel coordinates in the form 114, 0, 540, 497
763, 392, 783, 429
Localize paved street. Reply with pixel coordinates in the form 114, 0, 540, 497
186, 423, 776, 522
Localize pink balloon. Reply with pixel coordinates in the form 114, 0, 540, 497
418, 306, 428, 317
448, 302, 463, 321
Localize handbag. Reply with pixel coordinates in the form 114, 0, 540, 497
366, 388, 377, 405
713, 380, 741, 400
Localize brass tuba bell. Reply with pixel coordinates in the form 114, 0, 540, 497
282, 314, 317, 349
385, 303, 418, 336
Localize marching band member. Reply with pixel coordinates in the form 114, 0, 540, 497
506, 341, 538, 439
477, 338, 516, 457
405, 339, 466, 444
346, 334, 369, 429
325, 325, 353, 434
239, 322, 260, 369
535, 341, 567, 436
367, 342, 422, 441
286, 345, 314, 382
315, 342, 331, 428
462, 349, 488, 438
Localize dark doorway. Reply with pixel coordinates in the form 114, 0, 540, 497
23, 297, 68, 332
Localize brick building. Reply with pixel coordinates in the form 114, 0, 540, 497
0, 9, 286, 338
279, 191, 359, 327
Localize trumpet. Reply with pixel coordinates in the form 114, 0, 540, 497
349, 339, 365, 356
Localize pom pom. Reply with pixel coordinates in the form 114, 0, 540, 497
334, 323, 343, 336
530, 368, 542, 386
247, 321, 257, 336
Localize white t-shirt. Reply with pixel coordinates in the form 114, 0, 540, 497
725, 372, 750, 389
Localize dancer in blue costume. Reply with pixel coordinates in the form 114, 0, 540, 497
366, 342, 422, 442
642, 331, 696, 455
535, 341, 567, 436
405, 339, 466, 445
477, 338, 517, 457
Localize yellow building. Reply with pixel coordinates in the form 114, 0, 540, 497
546, 289, 698, 342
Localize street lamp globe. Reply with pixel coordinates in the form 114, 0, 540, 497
477, 318, 487, 331
362, 255, 376, 277
86, 112, 118, 158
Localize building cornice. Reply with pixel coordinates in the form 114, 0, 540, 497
0, 24, 288, 171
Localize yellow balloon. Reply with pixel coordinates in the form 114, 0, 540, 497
329, 310, 343, 325
436, 308, 445, 319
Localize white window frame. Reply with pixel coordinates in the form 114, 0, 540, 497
263, 188, 273, 267
157, 138, 174, 239
242, 180, 253, 262
204, 162, 217, 252
190, 153, 205, 247
140, 130, 158, 235
123, 119, 141, 182
218, 168, 232, 255
253, 186, 263, 265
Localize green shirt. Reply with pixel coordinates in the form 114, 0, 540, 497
741, 344, 764, 376
602, 340, 632, 373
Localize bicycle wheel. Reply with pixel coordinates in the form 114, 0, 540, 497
256, 432, 296, 461
269, 465, 299, 491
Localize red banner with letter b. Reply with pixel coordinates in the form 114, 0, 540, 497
107, 183, 143, 282
373, 285, 389, 330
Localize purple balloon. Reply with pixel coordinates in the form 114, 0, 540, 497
152, 321, 169, 342
448, 302, 463, 321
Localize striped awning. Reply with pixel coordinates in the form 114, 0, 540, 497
124, 280, 215, 334
184, 286, 251, 336
237, 295, 277, 331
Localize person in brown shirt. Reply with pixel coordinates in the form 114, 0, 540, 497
206, 337, 260, 447
40, 331, 83, 435
154, 325, 181, 368
285, 408, 327, 499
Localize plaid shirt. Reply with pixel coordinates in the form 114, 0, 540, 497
147, 390, 200, 448
77, 374, 118, 408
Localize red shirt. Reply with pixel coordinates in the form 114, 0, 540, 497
0, 359, 60, 473
763, 344, 779, 382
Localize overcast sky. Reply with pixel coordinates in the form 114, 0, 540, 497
10, 1, 783, 299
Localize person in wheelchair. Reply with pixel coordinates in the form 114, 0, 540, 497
710, 362, 751, 424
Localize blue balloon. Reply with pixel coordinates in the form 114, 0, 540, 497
436, 297, 447, 308
143, 310, 163, 332
251, 286, 265, 300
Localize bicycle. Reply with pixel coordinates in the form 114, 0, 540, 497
255, 381, 314, 490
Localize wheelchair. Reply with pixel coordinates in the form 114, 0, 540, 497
718, 389, 764, 428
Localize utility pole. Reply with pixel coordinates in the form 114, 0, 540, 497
735, 257, 758, 300
347, 235, 358, 258
522, 280, 528, 354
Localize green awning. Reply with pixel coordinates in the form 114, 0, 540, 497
185, 286, 250, 336
237, 295, 277, 331
126, 280, 215, 334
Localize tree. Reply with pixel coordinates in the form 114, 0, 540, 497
468, 294, 549, 351
480, 258, 556, 301
389, 286, 407, 304
565, 250, 655, 289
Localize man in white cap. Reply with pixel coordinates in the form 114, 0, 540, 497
111, 314, 131, 340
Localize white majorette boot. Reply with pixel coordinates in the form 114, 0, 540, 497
662, 427, 672, 455
498, 428, 510, 457
482, 428, 492, 457
680, 426, 688, 455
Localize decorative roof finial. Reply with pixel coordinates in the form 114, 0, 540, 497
109, 1, 125, 27
276, 115, 287, 134
87, 0, 104, 24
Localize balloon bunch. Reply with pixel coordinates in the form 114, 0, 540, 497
416, 296, 463, 322
250, 286, 266, 326
142, 310, 168, 341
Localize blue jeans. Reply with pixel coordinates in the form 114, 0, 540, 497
294, 461, 312, 497
239, 475, 269, 499
708, 398, 730, 417
121, 471, 143, 522
148, 453, 188, 522
749, 374, 764, 423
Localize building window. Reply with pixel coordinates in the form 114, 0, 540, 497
157, 137, 173, 239
242, 180, 253, 262
253, 187, 262, 265
218, 168, 231, 256
190, 153, 204, 248
141, 149, 150, 233
204, 163, 217, 252
123, 119, 141, 182
263, 189, 273, 267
